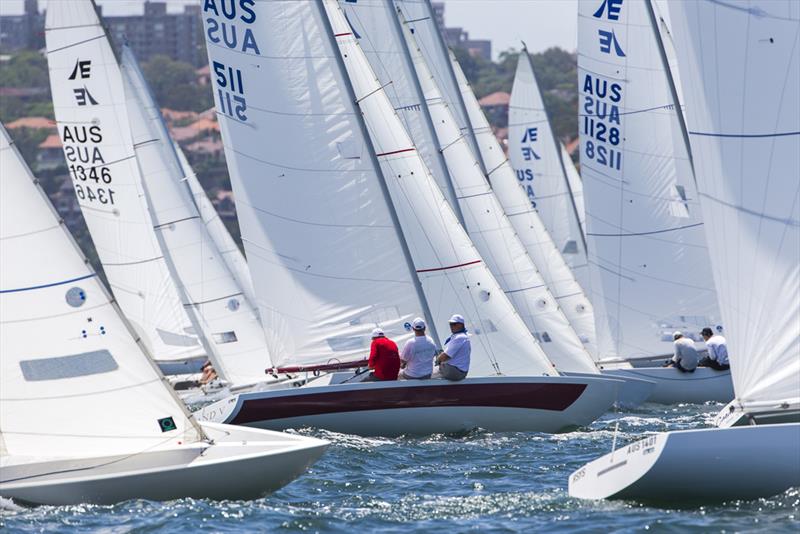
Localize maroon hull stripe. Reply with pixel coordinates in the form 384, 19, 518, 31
229, 382, 587, 425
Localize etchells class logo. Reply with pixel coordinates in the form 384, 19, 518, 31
593, 0, 626, 57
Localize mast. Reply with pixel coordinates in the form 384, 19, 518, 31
419, 0, 488, 177
645, 0, 696, 182
315, 0, 440, 344
522, 44, 588, 254
389, 3, 466, 229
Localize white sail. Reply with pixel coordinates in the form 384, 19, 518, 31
199, 0, 424, 368
509, 50, 590, 291
400, 12, 597, 374
0, 122, 203, 460
44, 1, 202, 362
578, 0, 722, 360
119, 46, 272, 385
339, 0, 459, 215
322, 0, 556, 377
561, 143, 587, 243
175, 142, 257, 308
667, 0, 800, 407
450, 55, 599, 358
394, 0, 480, 161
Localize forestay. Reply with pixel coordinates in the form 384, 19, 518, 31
0, 123, 203, 460
322, 0, 556, 377
120, 45, 272, 385
578, 0, 722, 360
668, 0, 800, 407
45, 2, 202, 362
174, 141, 258, 308
200, 0, 423, 368
450, 56, 599, 358
509, 50, 590, 291
400, 13, 597, 374
339, 0, 459, 217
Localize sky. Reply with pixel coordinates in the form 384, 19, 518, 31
3, 0, 580, 58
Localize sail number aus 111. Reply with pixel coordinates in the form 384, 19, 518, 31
213, 61, 248, 122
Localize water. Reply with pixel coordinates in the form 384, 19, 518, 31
2, 404, 798, 532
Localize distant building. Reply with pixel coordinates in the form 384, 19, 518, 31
0, 0, 44, 51
431, 2, 492, 60
98, 1, 204, 67
37, 133, 65, 171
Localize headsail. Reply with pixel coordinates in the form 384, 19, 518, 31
44, 1, 202, 362
450, 55, 600, 358
578, 0, 722, 360
509, 49, 590, 291
120, 45, 272, 384
668, 0, 800, 407
0, 122, 203, 459
399, 10, 597, 374
322, 0, 556, 377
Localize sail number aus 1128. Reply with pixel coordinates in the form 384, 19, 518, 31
213, 61, 248, 122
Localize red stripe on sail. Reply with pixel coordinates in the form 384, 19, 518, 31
416, 260, 482, 273
334, 32, 353, 37
375, 147, 416, 157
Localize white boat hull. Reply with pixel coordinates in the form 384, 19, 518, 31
0, 423, 328, 506
564, 372, 655, 408
601, 367, 734, 404
569, 423, 800, 503
199, 376, 625, 437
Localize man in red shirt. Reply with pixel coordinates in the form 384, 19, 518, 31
364, 328, 400, 381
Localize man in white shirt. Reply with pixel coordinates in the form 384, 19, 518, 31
699, 327, 730, 370
400, 317, 437, 379
435, 314, 470, 381
665, 331, 699, 372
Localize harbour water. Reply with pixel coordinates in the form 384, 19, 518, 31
2, 403, 797, 532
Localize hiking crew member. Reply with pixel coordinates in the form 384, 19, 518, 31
364, 328, 400, 381
699, 327, 730, 370
665, 331, 699, 372
435, 314, 470, 381
400, 317, 437, 380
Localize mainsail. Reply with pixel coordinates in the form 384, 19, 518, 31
119, 45, 272, 384
322, 0, 556, 377
0, 122, 203, 460
578, 0, 721, 359
399, 11, 598, 374
199, 0, 424, 368
45, 1, 202, 362
668, 0, 800, 408
509, 49, 590, 291
561, 143, 587, 243
450, 56, 600, 358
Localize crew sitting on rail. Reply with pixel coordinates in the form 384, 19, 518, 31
400, 317, 437, 380
363, 327, 400, 382
434, 314, 471, 381
664, 331, 699, 372
698, 327, 730, 370
199, 360, 218, 384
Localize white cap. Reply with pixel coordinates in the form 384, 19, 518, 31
411, 317, 426, 330
673, 330, 683, 339
371, 327, 385, 338
448, 314, 465, 324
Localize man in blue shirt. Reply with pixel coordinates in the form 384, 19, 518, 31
435, 314, 470, 381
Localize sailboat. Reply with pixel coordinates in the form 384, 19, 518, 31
196, 0, 624, 437
0, 123, 327, 505
575, 0, 734, 403
340, 1, 600, 378
508, 46, 591, 294
569, 0, 799, 502
45, 0, 276, 390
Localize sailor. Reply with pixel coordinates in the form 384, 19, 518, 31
664, 331, 699, 372
363, 327, 400, 382
400, 317, 437, 380
698, 327, 730, 370
199, 360, 218, 385
434, 314, 471, 381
